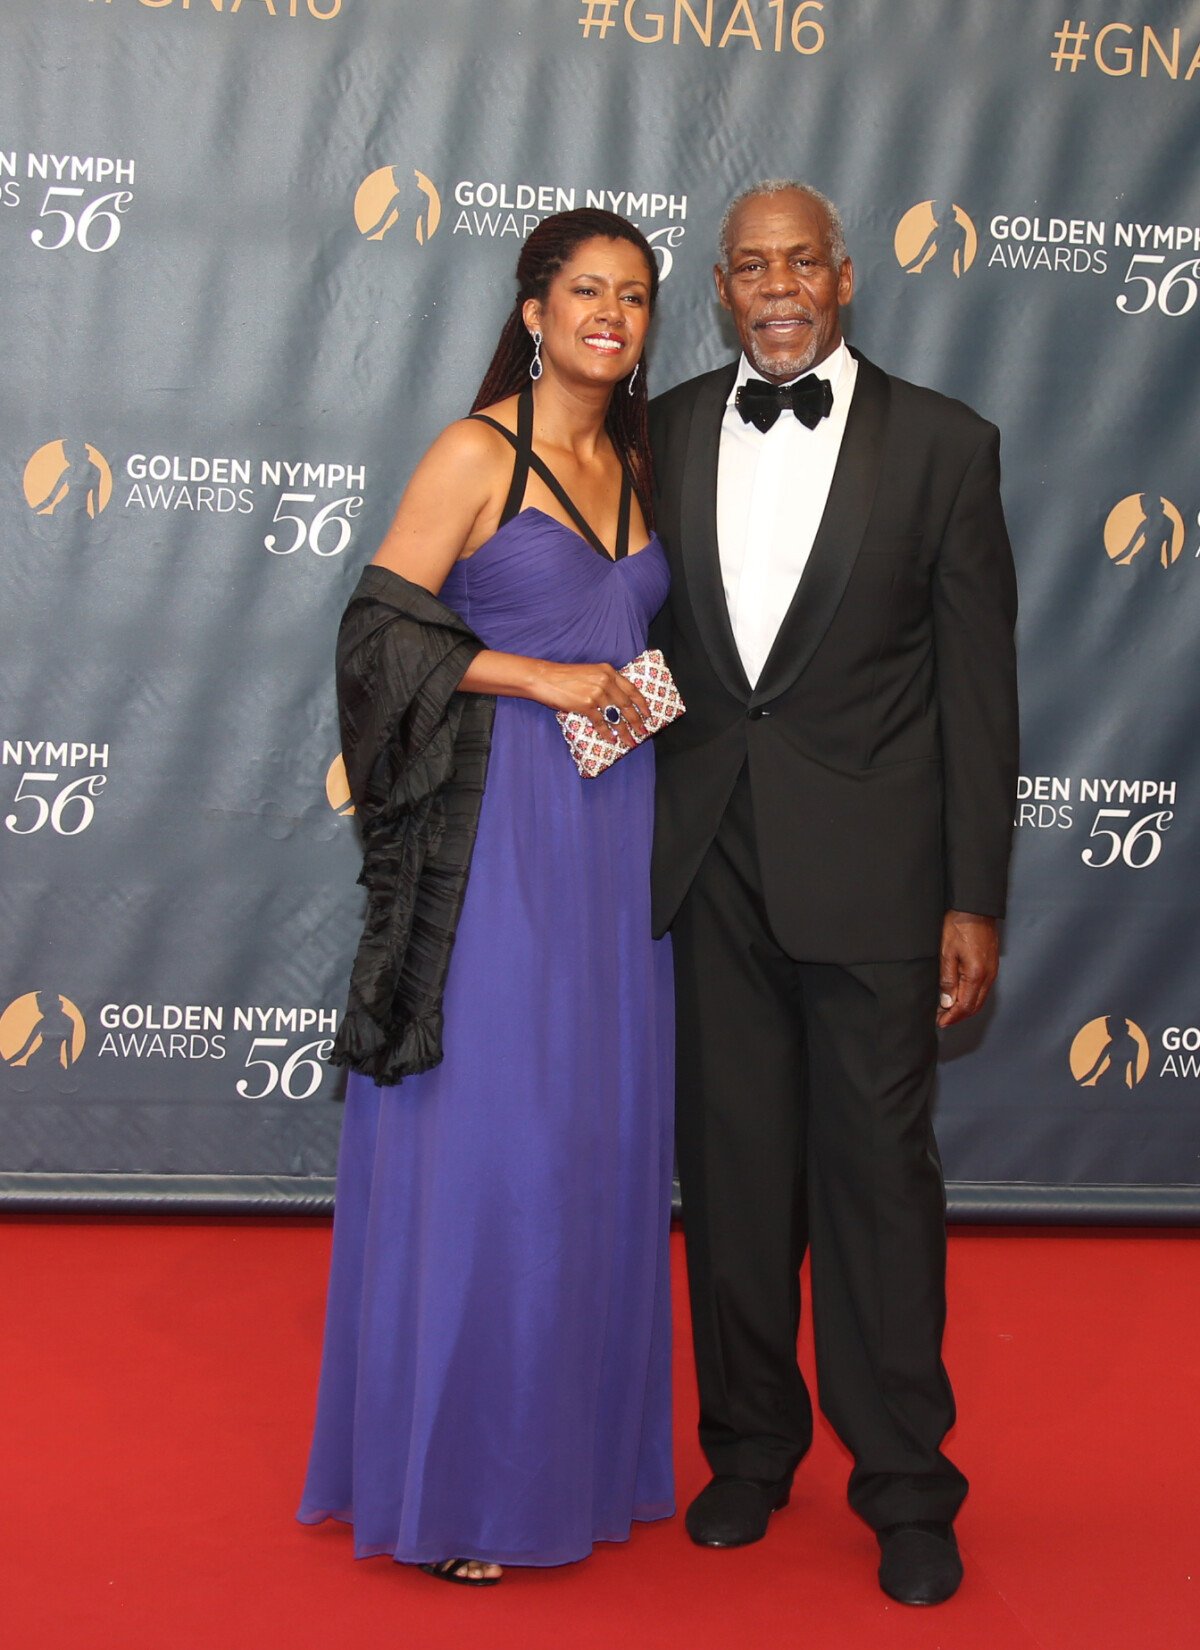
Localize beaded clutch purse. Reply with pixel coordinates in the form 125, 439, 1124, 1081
556, 648, 686, 779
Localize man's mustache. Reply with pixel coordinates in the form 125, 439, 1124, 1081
752, 309, 814, 327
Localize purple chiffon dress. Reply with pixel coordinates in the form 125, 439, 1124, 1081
298, 499, 675, 1567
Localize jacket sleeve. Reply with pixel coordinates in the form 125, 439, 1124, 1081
932, 424, 1019, 916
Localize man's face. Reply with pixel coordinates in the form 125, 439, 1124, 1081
714, 189, 854, 382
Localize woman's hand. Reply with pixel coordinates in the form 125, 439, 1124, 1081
529, 660, 651, 748
458, 653, 651, 747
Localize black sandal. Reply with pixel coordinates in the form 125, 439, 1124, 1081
418, 1558, 502, 1587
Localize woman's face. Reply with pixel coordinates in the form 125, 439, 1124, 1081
523, 236, 653, 389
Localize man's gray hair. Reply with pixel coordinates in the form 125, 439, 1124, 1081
718, 180, 848, 268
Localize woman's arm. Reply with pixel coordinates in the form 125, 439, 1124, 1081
371, 418, 504, 591
458, 650, 649, 747
371, 420, 649, 744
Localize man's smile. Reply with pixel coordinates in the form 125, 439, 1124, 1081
753, 314, 812, 334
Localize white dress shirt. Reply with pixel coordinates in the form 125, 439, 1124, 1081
716, 339, 858, 688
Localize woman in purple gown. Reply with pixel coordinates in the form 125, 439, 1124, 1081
298, 211, 675, 1583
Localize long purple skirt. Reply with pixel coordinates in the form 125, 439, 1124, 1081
298, 516, 676, 1565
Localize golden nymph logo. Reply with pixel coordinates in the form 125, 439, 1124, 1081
23, 440, 113, 519
0, 992, 87, 1070
1103, 493, 1185, 569
354, 166, 442, 245
894, 201, 978, 278
325, 754, 354, 816
1069, 1016, 1149, 1089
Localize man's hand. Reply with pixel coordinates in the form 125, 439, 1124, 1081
937, 911, 999, 1028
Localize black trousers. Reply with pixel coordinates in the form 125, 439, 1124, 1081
671, 768, 968, 1530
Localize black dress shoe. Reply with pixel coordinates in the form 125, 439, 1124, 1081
685, 1474, 792, 1547
877, 1520, 963, 1605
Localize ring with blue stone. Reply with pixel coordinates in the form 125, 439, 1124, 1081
602, 703, 623, 726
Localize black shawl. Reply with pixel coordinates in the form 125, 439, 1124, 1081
330, 564, 495, 1084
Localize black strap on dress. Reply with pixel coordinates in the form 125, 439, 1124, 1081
470, 384, 632, 561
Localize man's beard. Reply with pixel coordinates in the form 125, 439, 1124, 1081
746, 328, 820, 383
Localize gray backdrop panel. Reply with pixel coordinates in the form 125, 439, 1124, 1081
2, 0, 1198, 1218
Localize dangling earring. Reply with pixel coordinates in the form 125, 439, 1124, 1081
528, 329, 543, 381
627, 361, 640, 397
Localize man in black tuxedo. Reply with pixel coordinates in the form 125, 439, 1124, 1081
649, 182, 1018, 1605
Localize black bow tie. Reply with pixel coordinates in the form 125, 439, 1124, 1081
735, 374, 834, 433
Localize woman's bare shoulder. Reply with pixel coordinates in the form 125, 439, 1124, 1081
414, 403, 515, 476
466, 392, 521, 435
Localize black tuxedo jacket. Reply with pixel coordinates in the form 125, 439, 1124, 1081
648, 351, 1019, 962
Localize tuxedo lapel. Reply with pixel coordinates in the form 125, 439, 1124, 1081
677, 362, 750, 702
751, 352, 891, 707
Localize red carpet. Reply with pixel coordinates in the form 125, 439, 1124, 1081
3, 1217, 1197, 1650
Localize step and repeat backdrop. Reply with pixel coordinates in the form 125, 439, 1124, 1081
2, 0, 1198, 1216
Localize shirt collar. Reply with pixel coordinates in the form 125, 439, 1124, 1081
727, 338, 851, 407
